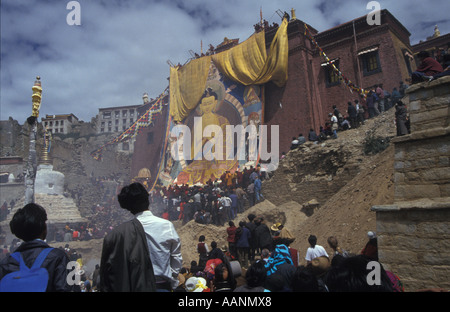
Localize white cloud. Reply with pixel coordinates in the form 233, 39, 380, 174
1, 0, 449, 123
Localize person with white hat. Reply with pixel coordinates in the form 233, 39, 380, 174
361, 231, 378, 261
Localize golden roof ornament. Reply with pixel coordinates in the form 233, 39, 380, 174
433, 25, 441, 38
291, 8, 297, 20
31, 76, 43, 118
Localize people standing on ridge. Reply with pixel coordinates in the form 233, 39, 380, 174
226, 221, 237, 259
347, 101, 358, 129
329, 113, 338, 139
254, 216, 273, 252
235, 221, 252, 269
197, 235, 209, 270
245, 214, 258, 262
254, 175, 263, 203
376, 85, 385, 113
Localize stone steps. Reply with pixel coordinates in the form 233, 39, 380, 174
2, 193, 86, 226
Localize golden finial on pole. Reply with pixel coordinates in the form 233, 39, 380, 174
291, 8, 297, 20
31, 76, 43, 119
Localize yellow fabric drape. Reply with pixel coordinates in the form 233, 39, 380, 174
169, 18, 289, 123
169, 56, 212, 123
212, 18, 289, 87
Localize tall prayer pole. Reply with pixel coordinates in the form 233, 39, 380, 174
24, 76, 43, 205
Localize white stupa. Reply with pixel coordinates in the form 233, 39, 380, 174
33, 132, 86, 225
3, 132, 86, 227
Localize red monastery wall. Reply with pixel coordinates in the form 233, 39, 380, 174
263, 10, 414, 154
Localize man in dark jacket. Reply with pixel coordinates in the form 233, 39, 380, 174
245, 214, 258, 261
254, 216, 273, 252
347, 101, 358, 129
308, 129, 319, 142
0, 203, 72, 292
100, 183, 157, 292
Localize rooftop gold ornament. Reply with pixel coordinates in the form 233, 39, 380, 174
291, 8, 297, 20
31, 76, 43, 118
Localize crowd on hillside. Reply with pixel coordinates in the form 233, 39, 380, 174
0, 98, 415, 292
289, 80, 411, 153
174, 228, 403, 292
147, 165, 267, 226
2, 51, 449, 292
0, 140, 445, 293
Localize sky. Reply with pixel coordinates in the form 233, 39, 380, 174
1, 0, 449, 124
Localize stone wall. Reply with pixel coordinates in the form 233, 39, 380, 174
372, 76, 450, 291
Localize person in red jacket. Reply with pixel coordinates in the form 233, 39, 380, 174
226, 221, 237, 259
412, 51, 443, 83
361, 231, 378, 261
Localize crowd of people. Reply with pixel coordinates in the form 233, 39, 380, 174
3, 167, 450, 293
288, 79, 411, 152
288, 48, 450, 149
147, 165, 267, 226
0, 182, 409, 293
173, 224, 405, 293
2, 50, 449, 292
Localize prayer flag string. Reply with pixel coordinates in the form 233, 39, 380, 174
304, 24, 367, 98
91, 86, 169, 161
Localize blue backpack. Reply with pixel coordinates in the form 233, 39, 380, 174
0, 248, 53, 292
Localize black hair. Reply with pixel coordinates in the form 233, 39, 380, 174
331, 254, 346, 268
325, 255, 394, 292
10, 203, 48, 242
245, 261, 267, 288
199, 235, 206, 242
214, 263, 228, 283
418, 51, 430, 59
308, 235, 317, 248
203, 88, 218, 100
117, 182, 149, 214
291, 265, 320, 292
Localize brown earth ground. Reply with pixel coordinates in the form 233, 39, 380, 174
65, 108, 397, 281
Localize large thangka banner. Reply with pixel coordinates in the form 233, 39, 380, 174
158, 18, 289, 186
160, 62, 264, 186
